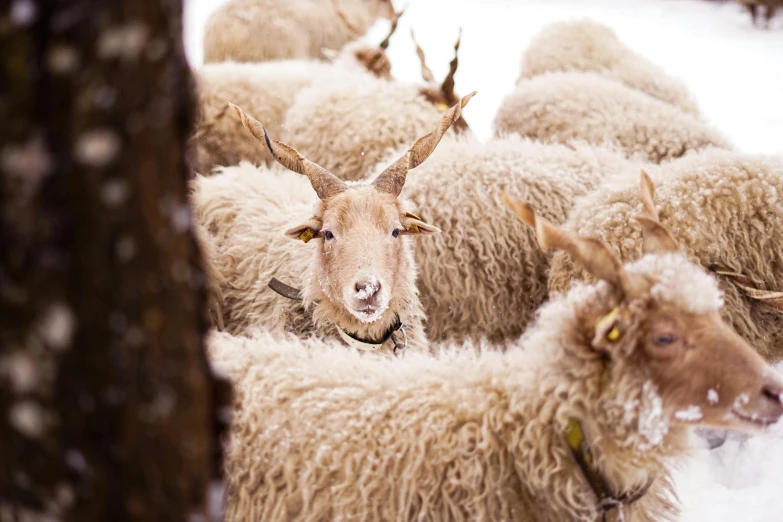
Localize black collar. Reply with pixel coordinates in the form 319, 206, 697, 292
564, 418, 654, 522
268, 278, 407, 354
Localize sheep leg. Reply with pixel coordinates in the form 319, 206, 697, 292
764, 6, 776, 27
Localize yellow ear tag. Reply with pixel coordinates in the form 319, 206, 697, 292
299, 228, 315, 243
435, 102, 449, 113
596, 307, 622, 343
404, 211, 424, 233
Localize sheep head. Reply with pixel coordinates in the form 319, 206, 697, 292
230, 95, 475, 325
324, 7, 404, 81
411, 28, 470, 133
502, 172, 783, 436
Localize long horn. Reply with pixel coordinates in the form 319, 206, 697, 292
372, 91, 476, 196
229, 103, 347, 200
441, 28, 462, 105
379, 7, 405, 50
410, 29, 435, 83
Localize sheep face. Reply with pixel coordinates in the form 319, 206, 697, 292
229, 92, 475, 326
503, 170, 783, 439
286, 187, 436, 323
625, 298, 783, 432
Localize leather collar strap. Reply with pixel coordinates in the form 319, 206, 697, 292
336, 318, 406, 353
269, 277, 303, 301
564, 418, 654, 522
268, 278, 407, 354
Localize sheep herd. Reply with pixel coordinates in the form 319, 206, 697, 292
187, 1, 783, 520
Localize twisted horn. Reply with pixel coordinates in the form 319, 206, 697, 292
380, 7, 405, 50
372, 91, 476, 196
229, 103, 347, 200
441, 28, 462, 105
410, 29, 435, 83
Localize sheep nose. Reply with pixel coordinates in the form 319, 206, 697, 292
355, 279, 381, 302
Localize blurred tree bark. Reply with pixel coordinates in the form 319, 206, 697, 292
0, 1, 229, 521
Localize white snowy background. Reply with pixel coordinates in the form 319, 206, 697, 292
183, 0, 783, 520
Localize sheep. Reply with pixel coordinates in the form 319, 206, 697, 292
191, 94, 476, 354
548, 149, 783, 361
190, 10, 405, 175
518, 19, 700, 115
735, 0, 783, 27
208, 171, 783, 522
392, 136, 643, 344
493, 71, 732, 164
203, 0, 395, 64
281, 29, 470, 181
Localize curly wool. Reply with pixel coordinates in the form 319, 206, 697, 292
202, 0, 389, 63
190, 162, 430, 354
208, 267, 701, 522
282, 72, 447, 181
493, 71, 732, 164
519, 19, 700, 115
392, 136, 643, 344
192, 60, 336, 174
548, 149, 783, 360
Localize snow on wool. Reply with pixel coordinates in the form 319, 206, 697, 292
184, 1, 783, 520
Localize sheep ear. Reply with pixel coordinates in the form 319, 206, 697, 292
400, 212, 440, 236
284, 218, 322, 243
635, 170, 679, 255
501, 193, 632, 296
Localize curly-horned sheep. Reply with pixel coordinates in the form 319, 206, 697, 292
493, 71, 732, 164
548, 150, 783, 361
209, 172, 783, 521
282, 31, 471, 181
203, 0, 395, 64
191, 94, 476, 354
519, 19, 699, 115
190, 12, 406, 175
392, 136, 642, 344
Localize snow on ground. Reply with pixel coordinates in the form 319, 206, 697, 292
183, 0, 783, 520
184, 0, 783, 154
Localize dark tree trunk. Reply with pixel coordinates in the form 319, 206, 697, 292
0, 1, 229, 520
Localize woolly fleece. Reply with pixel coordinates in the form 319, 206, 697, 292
548, 149, 783, 360
202, 0, 389, 64
209, 252, 732, 521
190, 162, 430, 353
392, 136, 643, 344
493, 71, 732, 164
282, 72, 447, 181
519, 19, 700, 115
192, 60, 335, 174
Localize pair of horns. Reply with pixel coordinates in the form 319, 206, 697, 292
228, 91, 475, 200
502, 171, 679, 297
411, 27, 462, 105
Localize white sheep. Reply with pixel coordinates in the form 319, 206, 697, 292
191, 94, 476, 354
190, 12, 405, 175
209, 172, 783, 521
203, 0, 395, 64
519, 19, 700, 115
393, 136, 643, 344
493, 71, 732, 164
281, 29, 470, 181
547, 149, 783, 362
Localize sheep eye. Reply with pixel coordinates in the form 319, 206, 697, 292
324, 231, 334, 240
654, 334, 678, 346
392, 229, 399, 238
